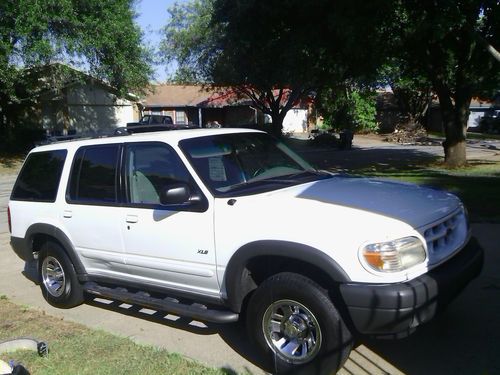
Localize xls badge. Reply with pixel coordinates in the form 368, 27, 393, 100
197, 249, 208, 255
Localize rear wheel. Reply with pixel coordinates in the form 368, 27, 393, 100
38, 241, 84, 308
246, 272, 352, 375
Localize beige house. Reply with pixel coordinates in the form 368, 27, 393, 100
23, 63, 138, 136
41, 82, 138, 134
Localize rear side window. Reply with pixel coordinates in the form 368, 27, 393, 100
68, 145, 120, 204
11, 150, 67, 202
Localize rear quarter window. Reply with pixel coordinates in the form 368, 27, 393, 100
67, 144, 120, 204
11, 149, 67, 202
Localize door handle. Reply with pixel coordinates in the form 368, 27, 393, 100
63, 210, 72, 218
126, 215, 138, 223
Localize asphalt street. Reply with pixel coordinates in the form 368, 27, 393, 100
0, 137, 498, 374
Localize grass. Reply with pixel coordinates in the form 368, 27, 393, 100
0, 299, 234, 375
353, 160, 500, 222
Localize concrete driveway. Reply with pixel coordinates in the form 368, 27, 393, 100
0, 137, 499, 374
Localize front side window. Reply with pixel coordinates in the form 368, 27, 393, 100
68, 145, 119, 203
11, 150, 67, 202
180, 132, 323, 196
125, 143, 191, 205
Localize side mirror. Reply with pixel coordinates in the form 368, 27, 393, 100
160, 182, 193, 205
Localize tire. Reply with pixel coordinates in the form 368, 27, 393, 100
246, 272, 352, 375
38, 240, 84, 308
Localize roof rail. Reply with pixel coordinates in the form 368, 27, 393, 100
36, 132, 123, 145
37, 124, 201, 145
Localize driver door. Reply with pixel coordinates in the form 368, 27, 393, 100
120, 142, 220, 298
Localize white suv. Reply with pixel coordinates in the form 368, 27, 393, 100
8, 128, 483, 374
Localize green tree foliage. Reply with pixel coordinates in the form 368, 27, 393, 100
380, 62, 433, 127
316, 86, 378, 133
0, 0, 152, 142
387, 0, 500, 167
160, 0, 219, 84
160, 0, 313, 136
161, 0, 391, 136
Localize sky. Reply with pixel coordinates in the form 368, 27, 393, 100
135, 0, 181, 82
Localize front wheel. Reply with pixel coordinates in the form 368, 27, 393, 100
246, 272, 352, 375
38, 241, 84, 308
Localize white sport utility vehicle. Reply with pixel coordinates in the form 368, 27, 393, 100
8, 128, 483, 374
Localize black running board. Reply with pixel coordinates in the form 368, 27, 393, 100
83, 282, 239, 324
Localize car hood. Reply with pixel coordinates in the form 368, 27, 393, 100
289, 175, 461, 228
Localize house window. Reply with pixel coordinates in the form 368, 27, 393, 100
175, 110, 186, 124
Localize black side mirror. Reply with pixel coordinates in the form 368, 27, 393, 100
160, 182, 193, 205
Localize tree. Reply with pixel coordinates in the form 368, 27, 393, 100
161, 0, 391, 136
0, 0, 152, 136
380, 62, 434, 128
388, 0, 500, 167
161, 0, 315, 135
160, 0, 220, 84
316, 84, 378, 132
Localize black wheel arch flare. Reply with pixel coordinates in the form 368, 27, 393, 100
25, 223, 87, 276
223, 240, 351, 313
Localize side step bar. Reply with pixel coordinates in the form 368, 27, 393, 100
83, 282, 239, 324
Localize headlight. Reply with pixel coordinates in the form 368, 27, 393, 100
360, 236, 426, 273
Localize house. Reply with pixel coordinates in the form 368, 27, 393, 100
426, 96, 498, 132
18, 63, 138, 136
376, 89, 499, 133
140, 84, 310, 133
141, 85, 255, 127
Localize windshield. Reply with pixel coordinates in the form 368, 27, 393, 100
180, 132, 323, 196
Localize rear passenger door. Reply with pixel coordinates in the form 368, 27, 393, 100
120, 142, 219, 298
63, 144, 127, 277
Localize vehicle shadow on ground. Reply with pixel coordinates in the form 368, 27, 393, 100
361, 224, 500, 375
86, 297, 265, 374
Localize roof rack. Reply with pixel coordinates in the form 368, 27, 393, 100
38, 123, 201, 145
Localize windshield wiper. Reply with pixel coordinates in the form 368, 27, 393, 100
222, 170, 329, 193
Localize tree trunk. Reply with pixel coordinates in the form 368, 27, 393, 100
438, 93, 471, 168
270, 111, 285, 137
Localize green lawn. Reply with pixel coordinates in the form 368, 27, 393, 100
0, 298, 236, 375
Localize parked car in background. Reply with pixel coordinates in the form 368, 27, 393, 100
127, 114, 173, 127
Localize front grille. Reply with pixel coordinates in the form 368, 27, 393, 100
420, 208, 468, 264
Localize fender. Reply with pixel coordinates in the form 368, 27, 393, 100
24, 223, 87, 275
224, 240, 351, 312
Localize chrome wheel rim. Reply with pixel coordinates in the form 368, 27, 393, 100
41, 256, 66, 297
262, 299, 322, 364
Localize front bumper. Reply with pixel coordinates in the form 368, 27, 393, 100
339, 236, 484, 337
